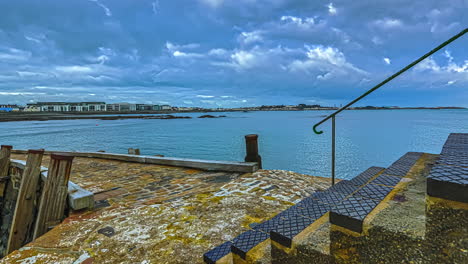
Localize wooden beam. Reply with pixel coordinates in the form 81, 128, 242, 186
10, 149, 259, 173
7, 149, 44, 254
33, 153, 74, 239
0, 145, 12, 197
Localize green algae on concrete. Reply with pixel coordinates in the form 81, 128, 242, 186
3, 155, 331, 264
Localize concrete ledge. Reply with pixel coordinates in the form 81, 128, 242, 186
11, 149, 259, 173
10, 159, 94, 210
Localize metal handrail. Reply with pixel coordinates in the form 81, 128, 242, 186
312, 28, 467, 185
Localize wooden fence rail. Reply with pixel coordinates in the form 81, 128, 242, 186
0, 148, 94, 257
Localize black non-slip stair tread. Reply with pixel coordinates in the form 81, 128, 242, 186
347, 166, 384, 186
354, 183, 393, 201
231, 230, 269, 259
203, 241, 232, 264
427, 164, 468, 185
312, 190, 347, 205
327, 181, 360, 196
370, 174, 402, 187
383, 159, 418, 177
253, 216, 283, 233
331, 196, 380, 221
437, 154, 468, 167
270, 214, 317, 248
296, 200, 331, 220
275, 204, 304, 219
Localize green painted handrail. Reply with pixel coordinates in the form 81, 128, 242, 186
313, 28, 468, 134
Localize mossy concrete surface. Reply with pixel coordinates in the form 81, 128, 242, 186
2, 155, 331, 264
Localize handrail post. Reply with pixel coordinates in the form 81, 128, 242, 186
331, 116, 336, 186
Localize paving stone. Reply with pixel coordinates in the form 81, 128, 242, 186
330, 196, 380, 233
203, 241, 232, 264
271, 214, 317, 248
354, 184, 393, 201
312, 190, 347, 205
371, 174, 402, 187
348, 166, 384, 186
231, 230, 269, 259
427, 164, 468, 203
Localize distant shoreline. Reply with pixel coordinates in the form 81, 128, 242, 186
0, 107, 465, 122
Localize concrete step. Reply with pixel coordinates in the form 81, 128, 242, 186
203, 134, 468, 263
329, 152, 427, 263
203, 166, 385, 263
426, 133, 468, 263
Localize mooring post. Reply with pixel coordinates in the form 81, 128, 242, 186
33, 153, 74, 239
244, 134, 262, 169
7, 149, 44, 254
0, 145, 13, 196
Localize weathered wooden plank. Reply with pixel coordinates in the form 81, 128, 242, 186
10, 160, 94, 211
0, 160, 23, 256
33, 154, 74, 239
10, 149, 259, 173
7, 150, 44, 254
0, 145, 12, 197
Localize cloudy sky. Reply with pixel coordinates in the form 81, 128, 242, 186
0, 0, 467, 107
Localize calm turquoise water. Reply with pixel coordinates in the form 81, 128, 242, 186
1, 110, 467, 179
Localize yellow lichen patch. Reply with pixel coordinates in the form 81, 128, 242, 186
185, 169, 201, 174
261, 195, 277, 201
0, 248, 78, 264
330, 224, 361, 238
241, 214, 264, 229
5, 154, 332, 264
426, 195, 468, 210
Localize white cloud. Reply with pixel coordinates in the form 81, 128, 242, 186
289, 45, 366, 77
280, 16, 319, 29
151, 1, 159, 14
55, 65, 93, 73
89, 0, 112, 17
166, 42, 200, 52
0, 92, 45, 96
200, 0, 224, 8
230, 50, 257, 69
371, 36, 383, 45
0, 48, 31, 61
327, 3, 337, 15
208, 48, 228, 57
238, 31, 263, 45
383, 57, 391, 65
372, 18, 403, 29
196, 95, 215, 98
172, 51, 203, 58
413, 53, 468, 84
414, 57, 441, 72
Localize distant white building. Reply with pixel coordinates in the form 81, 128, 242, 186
32, 102, 106, 112
24, 104, 41, 112
106, 103, 137, 111
161, 105, 172, 110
